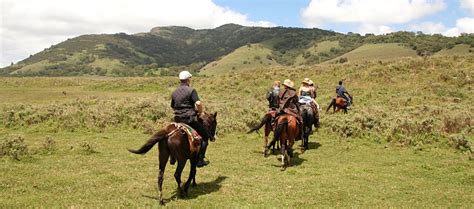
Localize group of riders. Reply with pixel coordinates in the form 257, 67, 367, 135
129, 70, 353, 203
168, 70, 352, 168
266, 78, 352, 140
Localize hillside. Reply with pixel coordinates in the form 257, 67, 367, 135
326, 43, 419, 63
435, 44, 472, 56
200, 43, 279, 75
1, 25, 473, 76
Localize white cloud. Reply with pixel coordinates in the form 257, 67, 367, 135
301, 0, 446, 27
0, 0, 274, 67
358, 24, 393, 35
460, 0, 474, 14
409, 22, 447, 34
443, 17, 474, 36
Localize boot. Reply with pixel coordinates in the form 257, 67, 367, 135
196, 144, 209, 168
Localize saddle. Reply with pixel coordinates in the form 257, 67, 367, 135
168, 123, 202, 154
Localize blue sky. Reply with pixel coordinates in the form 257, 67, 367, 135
214, 0, 311, 28
2, 0, 474, 67
213, 0, 473, 34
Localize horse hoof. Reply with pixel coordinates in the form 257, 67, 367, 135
159, 200, 165, 205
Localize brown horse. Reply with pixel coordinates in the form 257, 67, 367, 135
264, 114, 300, 171
326, 96, 353, 114
247, 110, 279, 153
128, 112, 217, 205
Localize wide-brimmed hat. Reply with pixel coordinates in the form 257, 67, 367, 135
283, 79, 294, 88
302, 78, 311, 85
308, 79, 314, 85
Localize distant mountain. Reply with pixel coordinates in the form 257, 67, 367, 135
1, 24, 473, 76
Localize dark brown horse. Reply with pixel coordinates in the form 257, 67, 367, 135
247, 110, 278, 153
128, 112, 217, 205
326, 96, 353, 114
264, 114, 300, 171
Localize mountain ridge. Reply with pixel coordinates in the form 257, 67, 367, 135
1, 24, 473, 76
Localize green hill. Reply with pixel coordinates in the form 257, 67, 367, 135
200, 44, 279, 75
434, 44, 473, 56
1, 25, 473, 77
326, 43, 419, 63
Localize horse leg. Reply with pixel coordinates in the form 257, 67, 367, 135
184, 156, 198, 195
158, 151, 169, 205
264, 123, 271, 154
280, 144, 286, 171
174, 158, 186, 197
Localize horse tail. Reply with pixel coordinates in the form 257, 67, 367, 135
247, 113, 272, 134
326, 98, 335, 113
268, 120, 288, 148
128, 129, 167, 154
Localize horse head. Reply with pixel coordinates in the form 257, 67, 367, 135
198, 112, 218, 141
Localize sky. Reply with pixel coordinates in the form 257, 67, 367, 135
1, 0, 474, 67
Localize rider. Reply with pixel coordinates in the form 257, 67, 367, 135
298, 78, 320, 128
266, 80, 280, 111
278, 79, 303, 140
336, 80, 352, 108
171, 71, 211, 167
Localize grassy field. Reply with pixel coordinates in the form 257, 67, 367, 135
1, 56, 473, 207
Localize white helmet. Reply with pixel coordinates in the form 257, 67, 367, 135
178, 71, 192, 80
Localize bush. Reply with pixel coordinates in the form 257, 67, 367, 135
448, 135, 472, 153
0, 136, 29, 160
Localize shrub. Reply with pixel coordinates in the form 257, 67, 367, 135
41, 137, 57, 154
0, 136, 29, 160
80, 142, 98, 154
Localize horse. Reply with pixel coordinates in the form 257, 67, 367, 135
326, 96, 353, 114
300, 104, 314, 151
128, 112, 217, 205
247, 110, 279, 153
264, 114, 300, 171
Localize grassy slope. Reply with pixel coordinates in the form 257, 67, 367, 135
200, 44, 279, 75
435, 44, 473, 56
295, 41, 341, 65
0, 56, 473, 207
327, 43, 419, 63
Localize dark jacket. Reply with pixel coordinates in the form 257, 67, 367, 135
171, 83, 200, 123
279, 87, 301, 120
266, 87, 280, 109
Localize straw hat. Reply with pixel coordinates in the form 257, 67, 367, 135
283, 79, 294, 88
302, 78, 311, 85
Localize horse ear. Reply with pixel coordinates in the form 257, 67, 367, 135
213, 112, 217, 119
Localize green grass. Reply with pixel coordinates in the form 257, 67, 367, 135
327, 43, 419, 63
0, 56, 473, 207
0, 129, 472, 207
200, 44, 279, 75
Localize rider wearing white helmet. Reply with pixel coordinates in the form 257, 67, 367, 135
171, 71, 210, 167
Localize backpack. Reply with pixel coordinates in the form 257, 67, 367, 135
266, 88, 279, 108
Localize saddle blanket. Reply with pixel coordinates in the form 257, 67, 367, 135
169, 123, 202, 153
